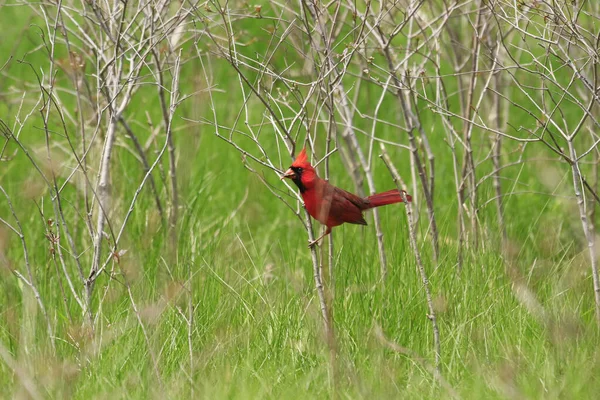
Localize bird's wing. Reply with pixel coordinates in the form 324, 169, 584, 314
325, 185, 368, 226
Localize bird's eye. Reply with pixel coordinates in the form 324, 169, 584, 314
297, 168, 303, 173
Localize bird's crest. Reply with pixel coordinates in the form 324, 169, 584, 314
292, 147, 309, 167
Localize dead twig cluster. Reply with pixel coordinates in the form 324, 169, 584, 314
0, 0, 194, 379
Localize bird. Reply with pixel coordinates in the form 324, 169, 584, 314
281, 147, 412, 246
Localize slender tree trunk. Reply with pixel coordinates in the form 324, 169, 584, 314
568, 141, 600, 325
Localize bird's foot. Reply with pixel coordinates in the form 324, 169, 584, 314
307, 238, 321, 248
307, 228, 331, 248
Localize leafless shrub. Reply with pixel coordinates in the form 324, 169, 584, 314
1, 0, 194, 347
180, 0, 600, 376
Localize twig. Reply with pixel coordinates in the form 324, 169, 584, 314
0, 185, 55, 350
380, 149, 441, 373
568, 142, 600, 324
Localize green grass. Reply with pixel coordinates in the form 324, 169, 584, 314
1, 2, 600, 399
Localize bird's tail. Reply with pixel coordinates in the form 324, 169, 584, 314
365, 189, 412, 208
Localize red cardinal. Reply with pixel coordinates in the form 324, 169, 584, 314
281, 148, 412, 246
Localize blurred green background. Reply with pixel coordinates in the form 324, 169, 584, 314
1, 1, 599, 399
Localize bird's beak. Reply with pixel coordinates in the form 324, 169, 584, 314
281, 168, 295, 180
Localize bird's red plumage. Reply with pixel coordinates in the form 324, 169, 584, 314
365, 189, 412, 208
282, 148, 412, 244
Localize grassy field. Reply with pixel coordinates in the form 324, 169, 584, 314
1, 1, 600, 399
